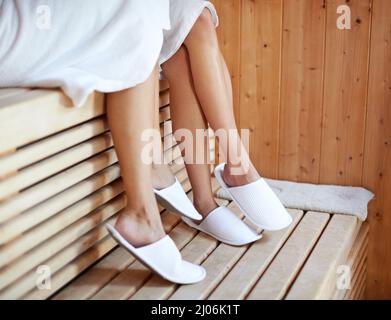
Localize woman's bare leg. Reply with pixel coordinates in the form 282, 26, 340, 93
151, 75, 176, 190
162, 47, 218, 218
183, 9, 260, 187
106, 67, 165, 247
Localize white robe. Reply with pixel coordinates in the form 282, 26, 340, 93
159, 0, 218, 65
0, 0, 218, 107
0, 0, 170, 107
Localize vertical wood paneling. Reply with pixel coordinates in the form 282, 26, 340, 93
363, 0, 391, 299
214, 0, 391, 298
240, 0, 282, 178
278, 0, 326, 183
211, 0, 242, 121
320, 0, 372, 185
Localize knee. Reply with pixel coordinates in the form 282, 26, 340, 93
186, 9, 218, 49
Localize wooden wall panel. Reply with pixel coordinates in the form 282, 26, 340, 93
319, 0, 372, 186
212, 0, 242, 121
213, 0, 391, 298
363, 0, 391, 299
278, 0, 326, 182
239, 0, 282, 178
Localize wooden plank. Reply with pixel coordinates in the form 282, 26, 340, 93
0, 165, 121, 245
0, 195, 125, 295
332, 224, 368, 299
286, 214, 359, 300
346, 261, 367, 300
0, 210, 121, 299
169, 242, 244, 300
247, 212, 330, 300
0, 133, 114, 202
0, 180, 124, 268
349, 255, 367, 298
362, 0, 391, 299
0, 117, 108, 179
167, 202, 254, 300
159, 80, 170, 92
239, 0, 282, 178
212, 0, 241, 122
319, 0, 372, 185
278, 0, 326, 183
0, 90, 105, 154
159, 90, 170, 108
23, 235, 117, 300
0, 149, 118, 223
209, 209, 302, 300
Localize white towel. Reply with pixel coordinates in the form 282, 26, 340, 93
216, 179, 374, 221
0, 0, 170, 107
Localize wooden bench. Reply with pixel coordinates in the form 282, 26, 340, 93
0, 87, 367, 300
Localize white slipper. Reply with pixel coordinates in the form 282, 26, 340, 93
214, 163, 293, 231
182, 206, 262, 246
154, 178, 202, 221
106, 224, 206, 284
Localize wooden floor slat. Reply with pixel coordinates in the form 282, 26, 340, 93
247, 212, 330, 300
208, 209, 303, 300
285, 214, 360, 300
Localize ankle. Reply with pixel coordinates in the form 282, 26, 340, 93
222, 163, 260, 187
193, 198, 219, 218
114, 208, 166, 247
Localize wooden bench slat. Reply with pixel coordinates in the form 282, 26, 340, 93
167, 202, 249, 301
0, 207, 121, 299
23, 235, 117, 300
0, 102, 170, 179
332, 223, 368, 299
0, 87, 167, 155
0, 180, 124, 269
0, 133, 113, 202
247, 212, 330, 300
0, 165, 121, 245
0, 149, 118, 223
0, 118, 109, 179
209, 209, 303, 300
0, 90, 105, 155
0, 195, 126, 296
285, 214, 360, 300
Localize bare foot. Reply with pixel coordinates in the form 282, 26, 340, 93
221, 163, 261, 188
152, 164, 176, 190
114, 208, 166, 248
